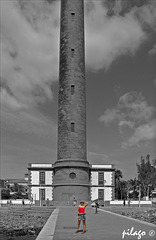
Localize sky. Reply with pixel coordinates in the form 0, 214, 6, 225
1, 0, 156, 180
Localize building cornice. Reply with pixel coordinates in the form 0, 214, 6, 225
28, 168, 53, 171
90, 168, 115, 172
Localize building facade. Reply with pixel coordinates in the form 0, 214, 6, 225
28, 164, 53, 205
28, 163, 115, 205
90, 164, 115, 203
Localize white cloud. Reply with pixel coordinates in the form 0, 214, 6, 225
122, 120, 156, 149
1, 0, 156, 112
99, 92, 155, 125
135, 2, 156, 28
85, 0, 156, 71
1, 88, 28, 111
99, 108, 120, 124
149, 44, 156, 55
118, 92, 155, 123
118, 120, 135, 129
99, 91, 156, 148
85, 2, 145, 71
1, 0, 59, 110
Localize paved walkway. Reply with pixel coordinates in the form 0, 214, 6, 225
37, 206, 156, 240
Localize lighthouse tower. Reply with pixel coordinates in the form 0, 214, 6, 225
53, 0, 90, 205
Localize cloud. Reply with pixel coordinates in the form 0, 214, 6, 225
99, 91, 156, 148
118, 92, 155, 122
118, 120, 135, 129
85, 0, 156, 71
99, 108, 120, 124
1, 88, 28, 111
100, 91, 155, 124
1, 0, 156, 112
122, 120, 156, 149
149, 44, 156, 55
1, 0, 59, 110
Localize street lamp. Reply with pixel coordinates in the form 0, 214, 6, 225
147, 184, 152, 200
138, 185, 141, 207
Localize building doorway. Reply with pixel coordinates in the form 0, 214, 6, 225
98, 189, 104, 205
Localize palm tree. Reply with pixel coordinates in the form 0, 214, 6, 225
127, 178, 138, 199
115, 169, 123, 199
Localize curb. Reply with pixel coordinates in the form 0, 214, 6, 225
36, 208, 59, 240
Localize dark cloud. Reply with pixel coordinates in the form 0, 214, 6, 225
103, 0, 151, 16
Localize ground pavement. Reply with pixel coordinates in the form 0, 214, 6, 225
37, 206, 156, 240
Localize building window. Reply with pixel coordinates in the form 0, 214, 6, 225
39, 172, 45, 184
71, 48, 75, 57
98, 189, 104, 201
98, 172, 104, 186
40, 189, 45, 200
71, 85, 75, 95
71, 122, 75, 132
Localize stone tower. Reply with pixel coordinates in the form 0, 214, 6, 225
53, 0, 90, 205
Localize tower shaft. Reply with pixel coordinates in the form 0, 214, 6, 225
58, 0, 86, 161
53, 0, 90, 205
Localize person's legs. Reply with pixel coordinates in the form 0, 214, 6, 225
75, 220, 81, 233
82, 220, 86, 234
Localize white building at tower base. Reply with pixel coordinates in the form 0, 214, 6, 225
28, 163, 115, 205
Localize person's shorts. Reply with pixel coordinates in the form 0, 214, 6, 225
78, 213, 86, 221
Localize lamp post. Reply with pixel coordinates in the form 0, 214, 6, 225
138, 185, 141, 208
147, 184, 152, 200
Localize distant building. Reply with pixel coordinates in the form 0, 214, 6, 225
1, 177, 29, 199
4, 178, 28, 188
28, 163, 115, 205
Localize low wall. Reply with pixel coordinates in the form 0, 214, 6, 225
110, 200, 152, 206
0, 199, 34, 205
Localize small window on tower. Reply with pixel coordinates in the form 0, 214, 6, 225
71, 122, 75, 132
71, 12, 75, 21
71, 85, 75, 95
71, 48, 75, 57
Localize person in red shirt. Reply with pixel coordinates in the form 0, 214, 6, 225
75, 200, 88, 234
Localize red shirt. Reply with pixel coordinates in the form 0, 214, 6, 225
79, 205, 85, 213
